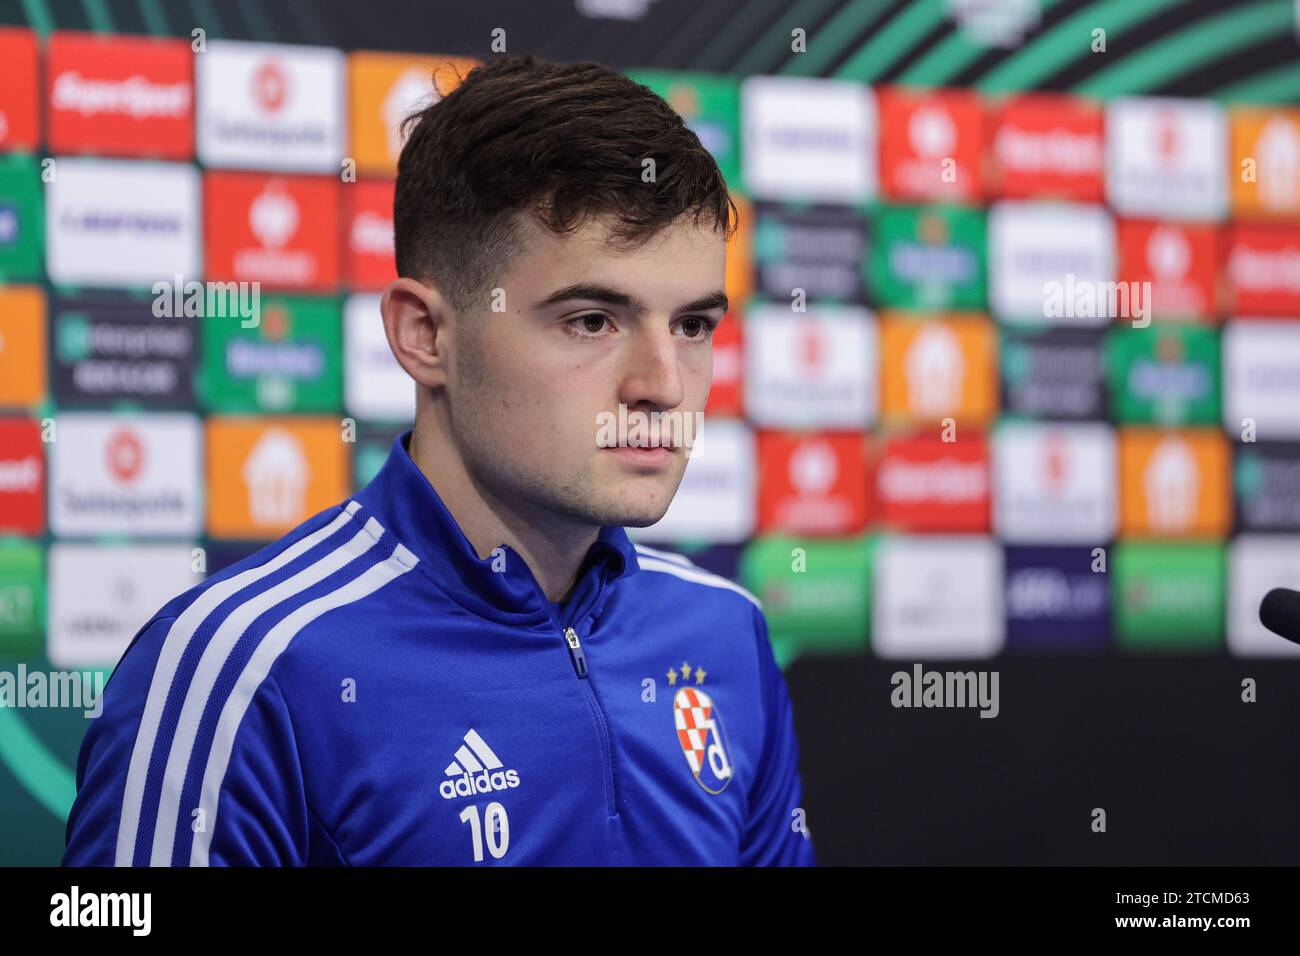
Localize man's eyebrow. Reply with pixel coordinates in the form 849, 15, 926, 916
534, 283, 728, 315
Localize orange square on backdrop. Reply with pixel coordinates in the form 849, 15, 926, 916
725, 194, 753, 310
348, 52, 477, 175
206, 417, 349, 539
1118, 428, 1230, 538
1229, 108, 1300, 222
879, 312, 997, 426
0, 285, 46, 406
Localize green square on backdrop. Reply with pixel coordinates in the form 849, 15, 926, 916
0, 154, 43, 282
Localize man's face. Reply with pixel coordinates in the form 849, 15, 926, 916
446, 212, 728, 530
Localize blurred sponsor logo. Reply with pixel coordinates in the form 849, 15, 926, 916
742, 76, 877, 202
1113, 541, 1225, 650
1004, 547, 1109, 651
989, 201, 1115, 322
50, 413, 201, 536
873, 535, 1003, 659
740, 536, 871, 659
1229, 108, 1300, 220
1223, 320, 1300, 439
987, 94, 1103, 200
47, 158, 200, 288
344, 293, 413, 422
1000, 327, 1105, 419
198, 41, 344, 172
0, 28, 40, 150
205, 173, 340, 291
206, 417, 348, 539
872, 205, 985, 311
746, 304, 878, 428
993, 421, 1117, 543
1222, 225, 1300, 315
52, 295, 194, 406
758, 431, 869, 535
1117, 220, 1217, 319
1235, 442, 1300, 532
703, 311, 742, 417
0, 420, 43, 536
343, 180, 396, 290
0, 286, 46, 406
1106, 323, 1220, 426
0, 542, 42, 659
754, 202, 869, 305
49, 542, 198, 667
1118, 428, 1231, 537
1106, 97, 1228, 220
880, 312, 996, 424
47, 33, 192, 158
200, 296, 341, 413
877, 433, 989, 532
879, 87, 983, 202
348, 53, 473, 175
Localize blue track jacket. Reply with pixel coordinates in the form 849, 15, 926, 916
63, 431, 816, 866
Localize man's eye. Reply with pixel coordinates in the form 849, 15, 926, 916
677, 316, 719, 340
567, 313, 611, 336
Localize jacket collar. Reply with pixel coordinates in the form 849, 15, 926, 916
353, 430, 640, 627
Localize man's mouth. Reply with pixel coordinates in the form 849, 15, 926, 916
604, 444, 677, 468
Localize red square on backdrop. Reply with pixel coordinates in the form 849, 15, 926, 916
878, 86, 984, 202
757, 430, 869, 536
1117, 219, 1218, 321
1222, 224, 1300, 316
0, 419, 44, 535
205, 172, 341, 291
704, 310, 742, 417
986, 93, 1104, 202
47, 32, 194, 159
343, 179, 396, 290
875, 432, 990, 532
0, 28, 40, 151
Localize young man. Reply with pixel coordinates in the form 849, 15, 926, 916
64, 55, 816, 866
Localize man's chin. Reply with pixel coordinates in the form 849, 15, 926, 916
578, 486, 676, 529
616, 508, 672, 530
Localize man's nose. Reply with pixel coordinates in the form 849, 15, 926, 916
618, 324, 685, 411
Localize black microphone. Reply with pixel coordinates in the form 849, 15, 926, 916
1259, 588, 1300, 645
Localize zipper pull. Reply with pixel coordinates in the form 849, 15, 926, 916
564, 627, 588, 678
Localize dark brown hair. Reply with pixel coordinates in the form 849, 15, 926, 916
393, 54, 737, 314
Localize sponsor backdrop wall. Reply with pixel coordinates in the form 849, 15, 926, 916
2, 0, 1299, 864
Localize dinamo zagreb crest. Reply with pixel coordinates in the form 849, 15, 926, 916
673, 686, 733, 794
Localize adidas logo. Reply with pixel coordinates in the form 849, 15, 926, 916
439, 728, 521, 800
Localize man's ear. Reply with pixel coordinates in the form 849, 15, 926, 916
380, 277, 453, 388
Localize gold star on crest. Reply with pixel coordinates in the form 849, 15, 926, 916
666, 667, 678, 686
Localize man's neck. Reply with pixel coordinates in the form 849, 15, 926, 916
407, 423, 598, 604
